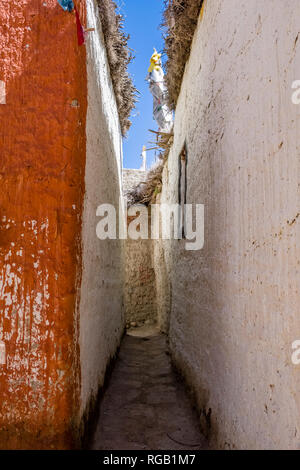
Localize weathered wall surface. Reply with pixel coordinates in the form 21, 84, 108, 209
157, 0, 300, 449
123, 171, 157, 327
123, 169, 147, 196
79, 0, 124, 424
153, 197, 171, 334
124, 233, 157, 327
0, 0, 88, 449
0, 0, 124, 449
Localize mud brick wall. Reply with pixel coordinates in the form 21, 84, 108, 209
156, 0, 300, 450
124, 210, 157, 327
0, 0, 124, 449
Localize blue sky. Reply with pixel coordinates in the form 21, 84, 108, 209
116, 0, 165, 169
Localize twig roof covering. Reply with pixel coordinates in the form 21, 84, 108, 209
125, 131, 174, 206
97, 0, 138, 135
162, 0, 204, 109
125, 158, 165, 207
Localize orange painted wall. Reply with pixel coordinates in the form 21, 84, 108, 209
0, 0, 87, 449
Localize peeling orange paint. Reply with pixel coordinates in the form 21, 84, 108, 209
0, 0, 87, 449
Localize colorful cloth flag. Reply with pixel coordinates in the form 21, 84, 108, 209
75, 6, 85, 46
57, 0, 74, 12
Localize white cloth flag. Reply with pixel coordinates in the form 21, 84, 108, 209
146, 50, 173, 133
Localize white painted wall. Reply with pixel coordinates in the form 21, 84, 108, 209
157, 0, 300, 449
79, 0, 125, 418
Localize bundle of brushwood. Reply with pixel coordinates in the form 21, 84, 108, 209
125, 157, 165, 207
126, 130, 174, 207
162, 0, 204, 109
148, 129, 174, 158
97, 0, 138, 135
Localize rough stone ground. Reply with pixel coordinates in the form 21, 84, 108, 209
91, 327, 208, 450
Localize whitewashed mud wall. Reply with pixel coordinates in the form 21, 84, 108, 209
79, 0, 125, 423
122, 170, 157, 327
124, 227, 157, 327
157, 0, 300, 449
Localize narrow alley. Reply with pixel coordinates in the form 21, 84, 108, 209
0, 0, 300, 453
91, 328, 208, 451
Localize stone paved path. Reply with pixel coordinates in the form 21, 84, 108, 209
91, 328, 208, 450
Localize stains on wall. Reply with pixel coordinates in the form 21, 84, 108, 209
0, 0, 87, 449
156, 0, 300, 450
124, 209, 157, 327
79, 0, 125, 427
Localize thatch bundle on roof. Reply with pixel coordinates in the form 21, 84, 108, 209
97, 0, 138, 135
162, 0, 204, 109
125, 157, 165, 207
148, 129, 174, 157
125, 130, 174, 206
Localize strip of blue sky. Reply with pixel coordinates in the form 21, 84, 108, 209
116, 0, 165, 169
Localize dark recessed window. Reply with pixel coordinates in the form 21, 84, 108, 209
178, 143, 187, 239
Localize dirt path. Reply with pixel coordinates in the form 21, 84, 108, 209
91, 328, 208, 450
